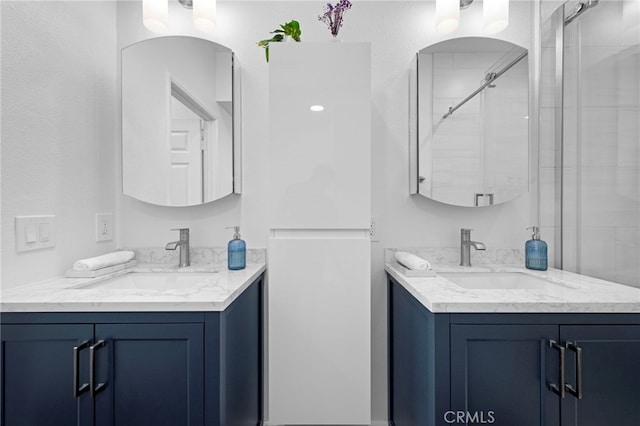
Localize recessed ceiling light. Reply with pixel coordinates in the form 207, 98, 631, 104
310, 105, 325, 112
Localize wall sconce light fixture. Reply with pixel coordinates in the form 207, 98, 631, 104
436, 0, 461, 34
193, 0, 217, 33
143, 0, 168, 33
483, 0, 509, 34
436, 0, 509, 35
143, 0, 216, 33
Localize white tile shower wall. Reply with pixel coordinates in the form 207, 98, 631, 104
1, 1, 118, 288
539, 10, 561, 267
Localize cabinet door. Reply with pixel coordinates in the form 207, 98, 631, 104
560, 325, 640, 426
269, 237, 371, 424
220, 278, 262, 426
267, 43, 371, 229
389, 279, 434, 426
94, 323, 204, 426
450, 324, 560, 426
1, 324, 94, 426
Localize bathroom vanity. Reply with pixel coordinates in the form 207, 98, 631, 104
386, 262, 640, 426
0, 263, 265, 426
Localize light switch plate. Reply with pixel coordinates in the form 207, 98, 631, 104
15, 215, 56, 252
96, 213, 113, 242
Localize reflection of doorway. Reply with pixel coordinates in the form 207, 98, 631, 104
169, 80, 217, 205
170, 115, 202, 205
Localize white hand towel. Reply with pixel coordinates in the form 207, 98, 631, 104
394, 251, 431, 271
73, 251, 135, 272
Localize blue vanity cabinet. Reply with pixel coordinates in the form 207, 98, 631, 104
1, 320, 205, 426
559, 325, 640, 426
445, 320, 640, 426
93, 323, 204, 426
388, 274, 450, 426
450, 324, 560, 426
215, 274, 263, 426
388, 275, 640, 426
0, 324, 95, 426
1, 275, 263, 426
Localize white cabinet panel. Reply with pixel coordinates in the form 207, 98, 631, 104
268, 43, 371, 229
268, 236, 371, 424
267, 43, 372, 424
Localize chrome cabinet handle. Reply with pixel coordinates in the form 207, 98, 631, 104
73, 340, 90, 398
89, 340, 107, 397
548, 340, 566, 398
565, 342, 583, 399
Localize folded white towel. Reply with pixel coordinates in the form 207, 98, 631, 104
73, 251, 135, 272
394, 251, 431, 271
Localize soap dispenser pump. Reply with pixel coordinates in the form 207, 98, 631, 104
226, 226, 246, 270
525, 226, 548, 271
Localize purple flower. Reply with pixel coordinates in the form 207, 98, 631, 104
318, 0, 352, 37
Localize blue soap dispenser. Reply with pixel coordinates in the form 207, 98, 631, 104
525, 226, 548, 271
226, 226, 246, 270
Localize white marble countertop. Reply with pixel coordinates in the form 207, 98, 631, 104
385, 262, 640, 313
1, 262, 266, 313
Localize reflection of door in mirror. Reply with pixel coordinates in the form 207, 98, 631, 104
170, 96, 204, 205
122, 36, 236, 207
169, 79, 225, 206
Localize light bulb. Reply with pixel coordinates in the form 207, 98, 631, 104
193, 0, 216, 33
143, 0, 168, 33
484, 0, 509, 34
436, 0, 460, 34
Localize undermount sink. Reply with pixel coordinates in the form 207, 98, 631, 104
73, 272, 220, 290
440, 272, 571, 290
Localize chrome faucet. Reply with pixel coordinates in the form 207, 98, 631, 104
166, 228, 190, 267
460, 228, 486, 267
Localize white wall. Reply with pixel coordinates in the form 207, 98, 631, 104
2, 1, 538, 422
116, 1, 246, 249
117, 0, 537, 250
117, 2, 538, 422
1, 1, 118, 289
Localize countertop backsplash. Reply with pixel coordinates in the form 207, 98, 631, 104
129, 247, 266, 266
385, 247, 525, 266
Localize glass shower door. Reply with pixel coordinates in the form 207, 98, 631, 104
561, 0, 640, 286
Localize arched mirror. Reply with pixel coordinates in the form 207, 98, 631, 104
410, 37, 529, 207
122, 36, 241, 207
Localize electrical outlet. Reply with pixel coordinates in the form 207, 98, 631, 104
96, 213, 113, 242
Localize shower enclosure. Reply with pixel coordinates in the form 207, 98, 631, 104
541, 0, 640, 287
